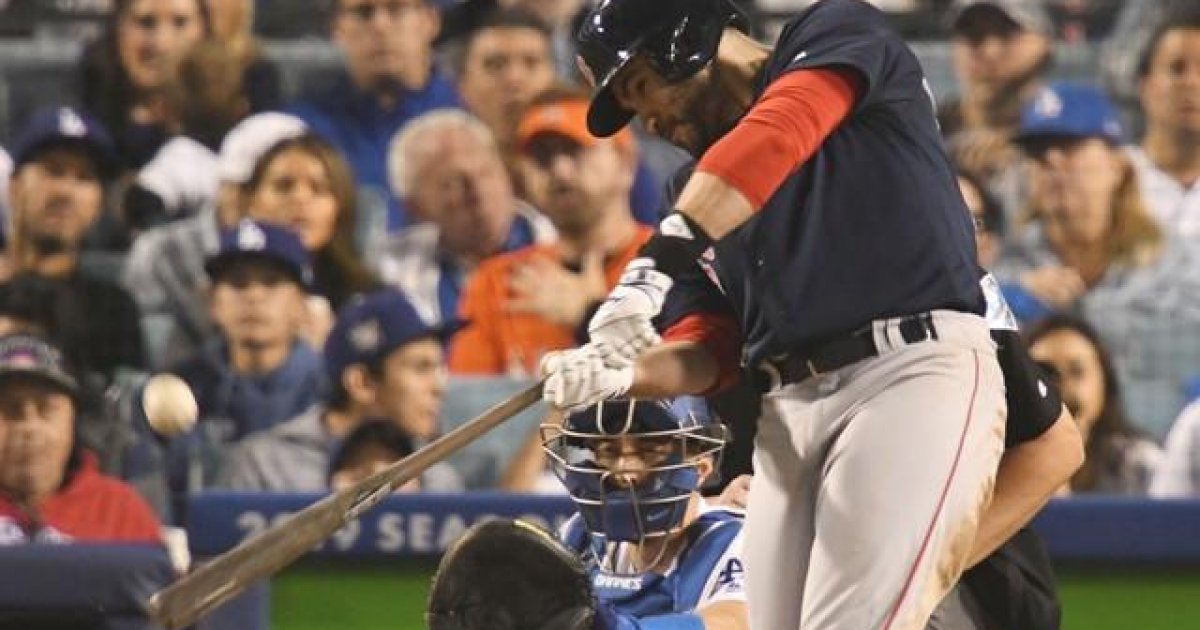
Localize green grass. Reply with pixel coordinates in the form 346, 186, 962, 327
1059, 570, 1200, 630
271, 565, 1200, 630
272, 564, 433, 630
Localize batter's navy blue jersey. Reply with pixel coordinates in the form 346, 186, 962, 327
662, 0, 982, 364
558, 505, 746, 617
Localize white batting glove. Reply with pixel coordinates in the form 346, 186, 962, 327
540, 345, 634, 409
587, 258, 671, 364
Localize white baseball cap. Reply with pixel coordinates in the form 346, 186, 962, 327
218, 112, 308, 185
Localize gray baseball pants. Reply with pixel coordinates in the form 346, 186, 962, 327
744, 310, 1006, 630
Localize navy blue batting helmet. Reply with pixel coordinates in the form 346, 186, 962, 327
576, 0, 750, 138
542, 398, 725, 545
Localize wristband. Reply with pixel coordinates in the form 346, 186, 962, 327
638, 211, 714, 278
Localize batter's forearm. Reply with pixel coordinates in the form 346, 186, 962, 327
629, 341, 720, 399
967, 407, 1083, 567
675, 172, 757, 241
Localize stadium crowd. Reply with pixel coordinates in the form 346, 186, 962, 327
0, 0, 1197, 586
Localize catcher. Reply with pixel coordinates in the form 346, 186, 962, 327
428, 398, 747, 630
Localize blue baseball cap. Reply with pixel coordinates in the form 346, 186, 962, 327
1015, 82, 1125, 149
323, 289, 449, 381
9, 106, 119, 179
205, 219, 313, 288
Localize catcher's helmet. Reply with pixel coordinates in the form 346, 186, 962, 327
576, 0, 750, 137
542, 398, 725, 545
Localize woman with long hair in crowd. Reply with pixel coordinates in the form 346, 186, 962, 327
242, 133, 378, 312
998, 84, 1168, 318
79, 0, 209, 170
1026, 314, 1162, 494
995, 82, 1200, 434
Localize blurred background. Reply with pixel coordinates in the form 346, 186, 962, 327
0, 0, 1198, 629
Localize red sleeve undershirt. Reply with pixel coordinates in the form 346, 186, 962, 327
695, 66, 863, 209
662, 313, 743, 395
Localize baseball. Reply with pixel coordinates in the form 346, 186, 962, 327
142, 374, 199, 436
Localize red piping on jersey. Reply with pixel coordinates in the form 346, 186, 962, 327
695, 67, 861, 209
882, 352, 981, 630
662, 312, 742, 394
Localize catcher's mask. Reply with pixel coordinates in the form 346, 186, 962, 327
542, 398, 725, 545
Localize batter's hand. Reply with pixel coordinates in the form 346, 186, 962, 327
587, 259, 671, 363
540, 345, 634, 409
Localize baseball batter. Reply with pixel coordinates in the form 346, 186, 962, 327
545, 398, 747, 630
716, 271, 1083, 630
540, 0, 1008, 628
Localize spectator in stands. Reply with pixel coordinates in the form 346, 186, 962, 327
452, 8, 663, 225
124, 112, 308, 370
123, 41, 252, 231
437, 0, 586, 79
287, 0, 458, 230
1026, 315, 1161, 494
79, 0, 209, 170
378, 109, 554, 325
454, 8, 554, 162
942, 0, 1054, 226
0, 273, 119, 465
242, 133, 378, 314
451, 88, 651, 376
0, 274, 59, 340
942, 0, 1054, 138
204, 0, 282, 112
169, 40, 253, 153
0, 334, 161, 544
117, 0, 283, 229
327, 419, 419, 492
502, 0, 586, 78
994, 82, 1200, 435
958, 169, 1006, 268
1152, 399, 1200, 497
4, 107, 146, 384
217, 288, 462, 492
171, 220, 324, 447
1128, 9, 1200, 240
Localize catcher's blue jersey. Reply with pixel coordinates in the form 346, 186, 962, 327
559, 502, 746, 618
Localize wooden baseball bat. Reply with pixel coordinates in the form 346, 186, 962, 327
147, 380, 545, 629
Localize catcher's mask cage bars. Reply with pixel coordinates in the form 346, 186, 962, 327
540, 399, 726, 574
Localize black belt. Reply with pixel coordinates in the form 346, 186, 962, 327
756, 312, 940, 391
